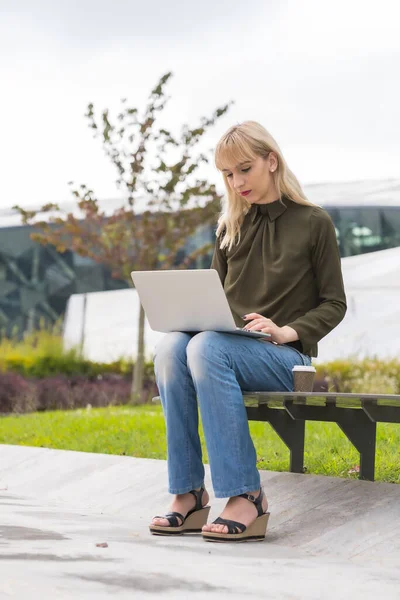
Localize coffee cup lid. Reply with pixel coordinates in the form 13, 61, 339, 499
292, 365, 316, 372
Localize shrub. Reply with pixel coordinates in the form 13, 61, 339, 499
316, 358, 400, 394
0, 372, 37, 414
0, 372, 141, 415
0, 328, 159, 414
0, 328, 154, 380
34, 374, 133, 411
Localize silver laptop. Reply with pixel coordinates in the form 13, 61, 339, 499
130, 269, 271, 340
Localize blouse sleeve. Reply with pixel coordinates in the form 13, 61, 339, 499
286, 208, 347, 346
211, 237, 227, 285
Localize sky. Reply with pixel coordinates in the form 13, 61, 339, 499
1, 0, 400, 211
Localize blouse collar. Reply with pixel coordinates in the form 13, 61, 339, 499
250, 196, 287, 221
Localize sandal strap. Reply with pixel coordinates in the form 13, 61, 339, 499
238, 488, 265, 517
188, 486, 205, 511
212, 517, 246, 534
153, 487, 206, 528
153, 511, 185, 528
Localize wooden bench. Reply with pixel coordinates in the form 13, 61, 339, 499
244, 392, 400, 481
154, 392, 400, 481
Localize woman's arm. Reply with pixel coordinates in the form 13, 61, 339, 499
211, 237, 227, 285
285, 208, 347, 346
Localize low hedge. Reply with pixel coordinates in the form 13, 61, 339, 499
316, 358, 400, 395
0, 372, 158, 415
1, 352, 156, 380
0, 327, 155, 379
0, 329, 158, 414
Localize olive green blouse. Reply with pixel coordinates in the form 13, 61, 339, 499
211, 196, 347, 357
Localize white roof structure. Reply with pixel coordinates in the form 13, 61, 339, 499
304, 178, 400, 207
316, 245, 400, 363
63, 246, 400, 364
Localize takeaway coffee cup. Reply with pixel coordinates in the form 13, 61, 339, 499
292, 365, 316, 392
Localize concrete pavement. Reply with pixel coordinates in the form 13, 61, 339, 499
1, 444, 400, 599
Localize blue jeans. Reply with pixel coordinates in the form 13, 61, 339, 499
154, 331, 311, 498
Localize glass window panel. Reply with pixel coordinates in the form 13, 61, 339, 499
329, 207, 400, 256
333, 208, 362, 257
380, 208, 400, 249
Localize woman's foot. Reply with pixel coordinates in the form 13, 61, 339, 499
151, 487, 210, 528
202, 488, 268, 534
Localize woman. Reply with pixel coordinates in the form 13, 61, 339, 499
150, 121, 347, 542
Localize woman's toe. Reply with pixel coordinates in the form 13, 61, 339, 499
202, 523, 229, 534
152, 518, 168, 527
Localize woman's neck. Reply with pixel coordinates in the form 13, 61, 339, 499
256, 184, 280, 205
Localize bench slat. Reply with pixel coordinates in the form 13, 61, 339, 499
243, 391, 400, 403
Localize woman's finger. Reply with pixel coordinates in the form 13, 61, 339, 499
243, 318, 265, 329
243, 313, 272, 323
243, 313, 264, 320
244, 319, 273, 331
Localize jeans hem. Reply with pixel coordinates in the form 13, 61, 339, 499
213, 482, 261, 499
168, 480, 205, 495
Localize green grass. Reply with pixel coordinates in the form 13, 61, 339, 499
0, 405, 399, 484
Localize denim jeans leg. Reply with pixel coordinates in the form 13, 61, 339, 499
154, 332, 205, 494
186, 331, 311, 498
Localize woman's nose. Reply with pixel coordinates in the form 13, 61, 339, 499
233, 175, 245, 190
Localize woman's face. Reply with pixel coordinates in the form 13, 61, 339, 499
222, 153, 278, 205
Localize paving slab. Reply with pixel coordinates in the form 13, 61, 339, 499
0, 444, 399, 599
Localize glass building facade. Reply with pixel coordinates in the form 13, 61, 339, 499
1, 181, 399, 336
0, 223, 127, 336
327, 206, 400, 257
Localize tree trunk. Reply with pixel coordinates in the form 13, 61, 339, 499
130, 302, 145, 404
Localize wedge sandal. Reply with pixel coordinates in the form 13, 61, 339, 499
150, 487, 210, 536
202, 488, 270, 543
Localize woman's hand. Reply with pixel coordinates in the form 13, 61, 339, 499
242, 313, 299, 345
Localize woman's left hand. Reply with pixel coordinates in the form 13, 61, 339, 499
242, 313, 299, 345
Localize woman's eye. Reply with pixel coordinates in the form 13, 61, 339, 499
225, 167, 250, 178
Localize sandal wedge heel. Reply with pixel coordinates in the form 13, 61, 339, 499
202, 488, 270, 543
150, 487, 210, 536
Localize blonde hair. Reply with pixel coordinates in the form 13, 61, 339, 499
215, 121, 314, 250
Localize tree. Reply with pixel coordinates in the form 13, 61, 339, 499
14, 72, 232, 402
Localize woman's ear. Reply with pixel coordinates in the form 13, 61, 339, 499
269, 152, 278, 173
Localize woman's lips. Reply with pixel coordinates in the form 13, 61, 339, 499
240, 190, 251, 196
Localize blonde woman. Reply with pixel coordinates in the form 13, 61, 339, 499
150, 121, 347, 542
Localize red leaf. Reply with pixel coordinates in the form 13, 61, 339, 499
348, 465, 360, 474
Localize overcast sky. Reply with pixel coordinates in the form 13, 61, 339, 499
1, 0, 400, 210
